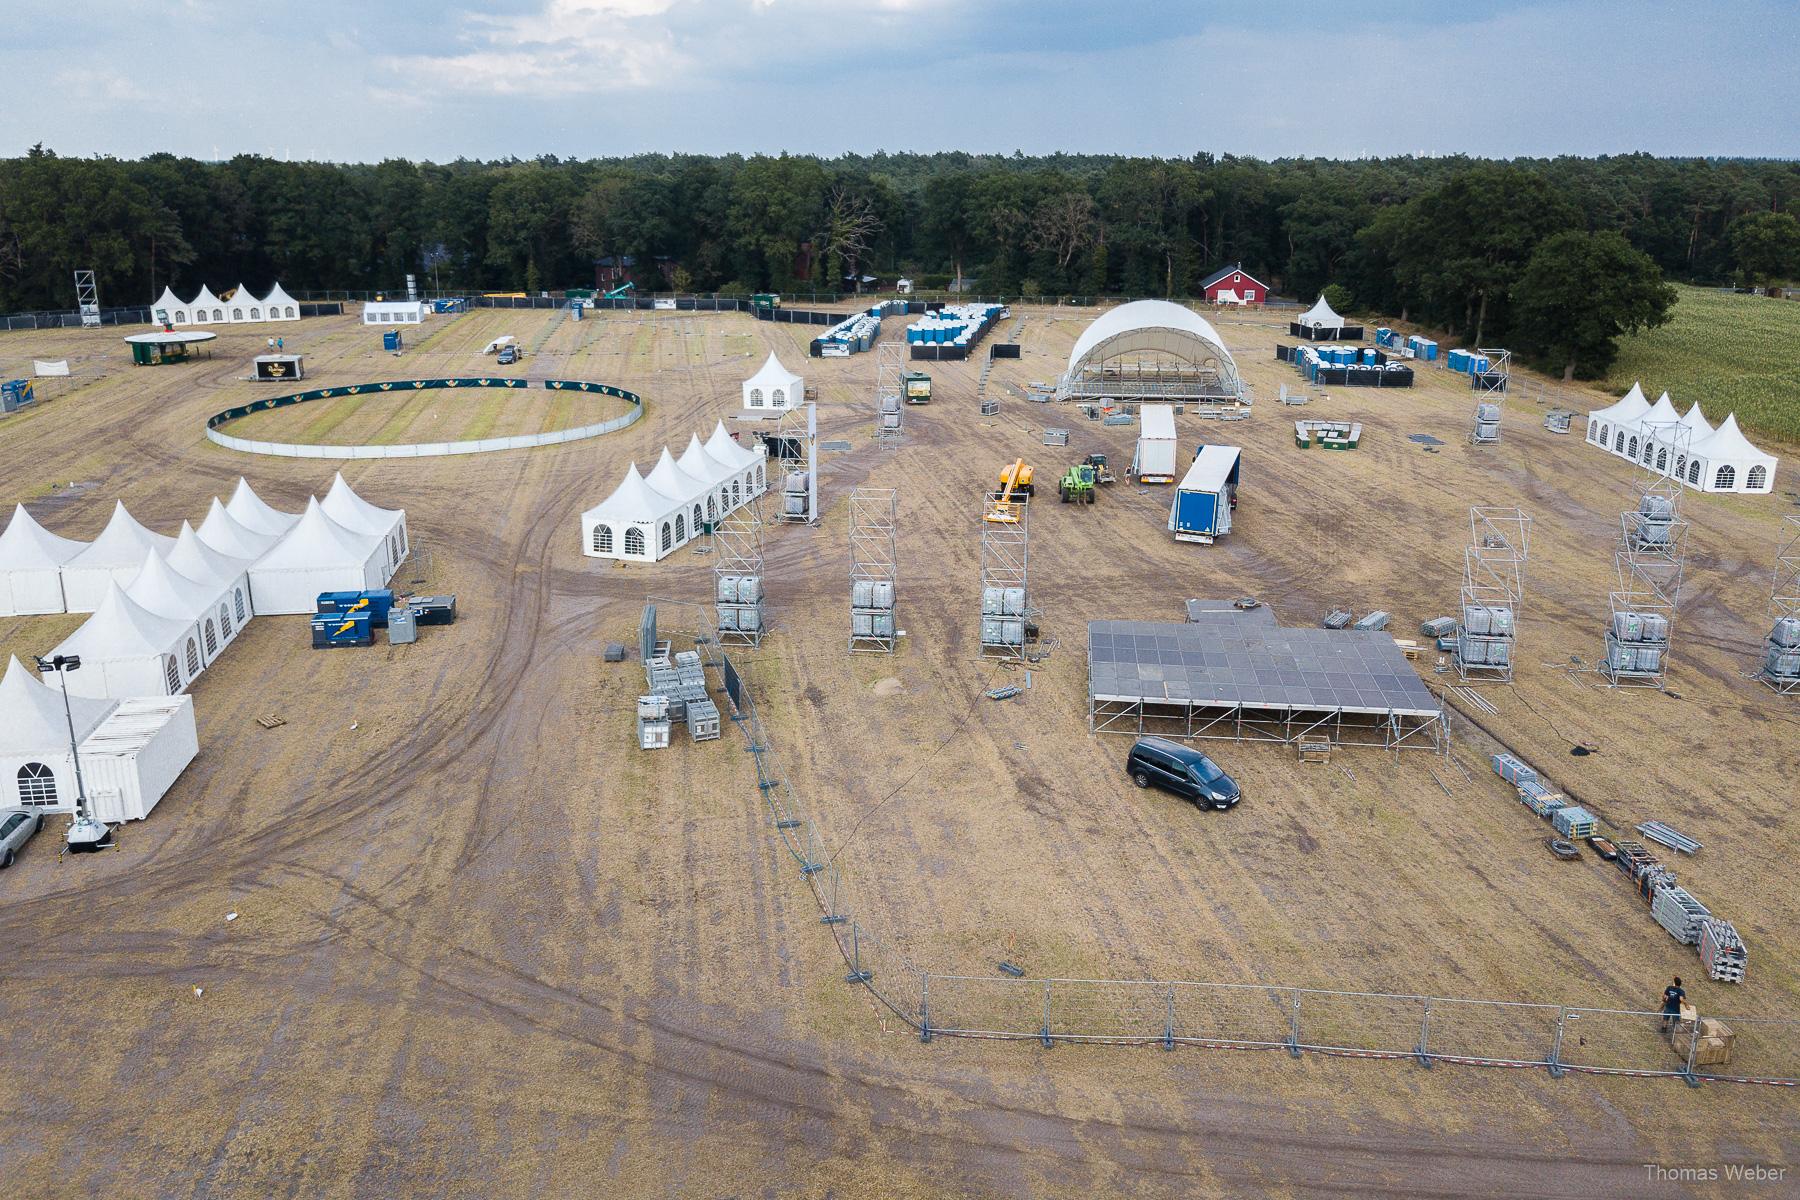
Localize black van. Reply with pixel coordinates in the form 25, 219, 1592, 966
1125, 737, 1241, 809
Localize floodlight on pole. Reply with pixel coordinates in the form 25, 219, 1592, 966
33, 653, 109, 850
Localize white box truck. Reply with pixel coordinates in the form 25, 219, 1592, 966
1132, 404, 1178, 483
1168, 446, 1242, 544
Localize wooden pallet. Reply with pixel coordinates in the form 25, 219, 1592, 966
1297, 738, 1332, 764
255, 714, 286, 730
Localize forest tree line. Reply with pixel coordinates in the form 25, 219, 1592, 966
2, 146, 1799, 376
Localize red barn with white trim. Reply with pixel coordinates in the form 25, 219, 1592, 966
1199, 263, 1268, 305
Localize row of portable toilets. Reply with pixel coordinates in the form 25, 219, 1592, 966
1374, 329, 1441, 360
1446, 348, 1492, 374
906, 303, 1005, 347
851, 579, 896, 640
980, 586, 1029, 647
716, 574, 764, 633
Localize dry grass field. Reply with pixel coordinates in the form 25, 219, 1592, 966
0, 301, 1795, 1198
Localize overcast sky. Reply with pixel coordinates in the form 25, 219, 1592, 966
6, 0, 1796, 163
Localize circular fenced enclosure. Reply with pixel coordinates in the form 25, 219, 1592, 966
205, 377, 643, 459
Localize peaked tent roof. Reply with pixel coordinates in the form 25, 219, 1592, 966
645, 447, 712, 502
252, 497, 382, 571
152, 286, 185, 315
0, 504, 87, 569
1642, 392, 1682, 428
321, 473, 403, 536
705, 421, 765, 470
126, 548, 219, 622
0, 655, 118, 755
228, 283, 259, 310
1297, 295, 1346, 329
677, 433, 737, 485
1678, 402, 1715, 441
1691, 413, 1779, 466
583, 463, 682, 524
53, 581, 191, 664
263, 282, 299, 310
63, 501, 176, 570
746, 352, 802, 389
1588, 381, 1650, 424
167, 522, 251, 590
1198, 262, 1268, 291
190, 284, 223, 312
226, 478, 300, 537
198, 497, 277, 560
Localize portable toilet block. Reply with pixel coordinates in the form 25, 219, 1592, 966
383, 330, 403, 352
387, 606, 418, 645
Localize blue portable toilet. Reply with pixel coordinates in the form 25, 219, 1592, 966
383, 329, 403, 352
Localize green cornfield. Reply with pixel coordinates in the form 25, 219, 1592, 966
1607, 285, 1800, 446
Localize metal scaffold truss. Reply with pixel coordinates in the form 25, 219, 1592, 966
772, 402, 818, 525
1601, 422, 1689, 689
978, 503, 1031, 660
1455, 506, 1531, 683
74, 269, 100, 328
848, 487, 898, 654
1472, 347, 1511, 392
1757, 515, 1800, 694
874, 342, 904, 449
714, 491, 767, 647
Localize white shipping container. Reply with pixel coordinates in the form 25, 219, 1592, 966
1133, 404, 1179, 482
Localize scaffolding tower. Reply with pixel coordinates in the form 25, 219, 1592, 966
1600, 422, 1689, 689
978, 503, 1031, 660
714, 490, 767, 648
874, 341, 904, 449
848, 487, 898, 654
771, 402, 818, 525
1471, 347, 1510, 393
1454, 506, 1531, 683
74, 269, 100, 328
1757, 514, 1800, 694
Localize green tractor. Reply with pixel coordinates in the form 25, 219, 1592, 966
1059, 462, 1098, 504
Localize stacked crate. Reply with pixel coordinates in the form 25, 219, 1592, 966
1699, 919, 1747, 983
1519, 780, 1568, 818
1552, 805, 1597, 838
1651, 885, 1711, 945
1491, 753, 1537, 786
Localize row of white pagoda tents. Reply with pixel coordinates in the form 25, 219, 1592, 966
151, 283, 302, 326
0, 656, 198, 825
0, 477, 406, 699
1585, 382, 1778, 495
582, 421, 767, 562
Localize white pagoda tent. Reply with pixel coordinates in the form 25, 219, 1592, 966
0, 656, 198, 824
151, 285, 185, 323
741, 352, 803, 416
226, 477, 299, 539
645, 448, 714, 550
1585, 382, 1650, 458
263, 283, 301, 321
1294, 295, 1356, 338
126, 548, 233, 666
677, 433, 740, 527
189, 285, 225, 324
705, 420, 767, 504
581, 464, 686, 562
168, 521, 253, 627
321, 473, 408, 575
0, 503, 85, 615
248, 497, 391, 614
198, 497, 278, 561
59, 501, 177, 613
47, 582, 196, 698
1686, 415, 1779, 494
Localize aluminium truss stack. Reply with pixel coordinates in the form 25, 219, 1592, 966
978, 503, 1030, 660
1455, 506, 1531, 683
1757, 515, 1800, 694
1651, 884, 1711, 945
1601, 422, 1688, 689
848, 486, 898, 654
771, 402, 818, 525
714, 490, 766, 647
1699, 918, 1747, 983
874, 342, 904, 449
1469, 399, 1502, 444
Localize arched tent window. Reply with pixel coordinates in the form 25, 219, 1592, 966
1627, 436, 1639, 459
1642, 440, 1654, 464
1748, 465, 1768, 490
204, 619, 219, 657
706, 495, 716, 521
1714, 465, 1736, 489
235, 588, 246, 621
719, 486, 731, 513
174, 310, 187, 323
232, 308, 243, 321
1656, 447, 1667, 471
220, 604, 233, 638
593, 524, 613, 554
693, 503, 703, 530
674, 514, 686, 543
186, 638, 201, 677
249, 307, 261, 320
731, 480, 741, 506
1687, 460, 1701, 485
164, 655, 180, 694
213, 308, 224, 321
772, 388, 785, 407
659, 522, 672, 554
1676, 454, 1686, 477
17, 763, 56, 807
749, 388, 764, 408
755, 465, 764, 488
624, 527, 645, 556
285, 306, 296, 318
1615, 430, 1626, 453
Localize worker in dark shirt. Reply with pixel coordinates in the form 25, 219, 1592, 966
1661, 976, 1686, 1032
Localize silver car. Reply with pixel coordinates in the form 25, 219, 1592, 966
0, 808, 44, 868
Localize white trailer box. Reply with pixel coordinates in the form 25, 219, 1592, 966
1132, 404, 1179, 483
77, 695, 199, 823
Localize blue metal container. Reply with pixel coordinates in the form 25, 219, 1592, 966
382, 330, 403, 352
316, 588, 395, 626
311, 610, 373, 648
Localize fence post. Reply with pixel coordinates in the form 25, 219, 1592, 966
1039, 980, 1054, 1048
1287, 989, 1303, 1058
844, 922, 871, 985
1163, 984, 1176, 1051
1414, 997, 1433, 1068
1547, 1007, 1567, 1079
1682, 1015, 1703, 1088
919, 974, 932, 1043
819, 863, 846, 925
